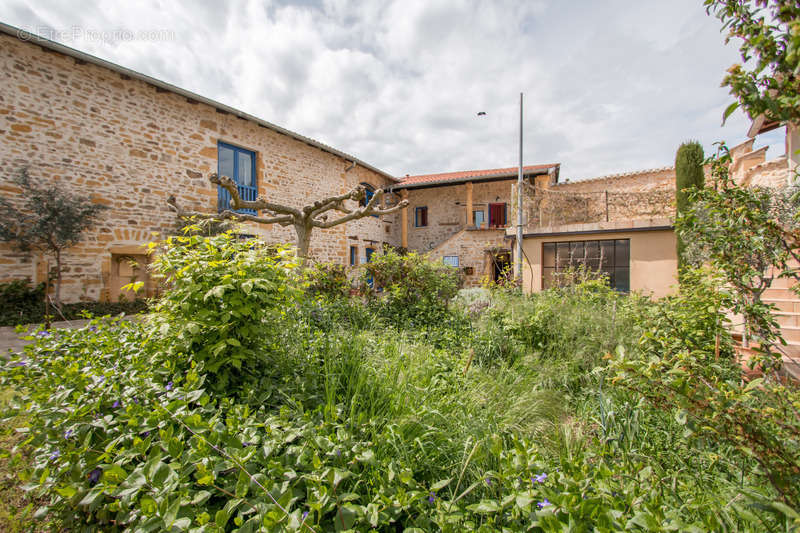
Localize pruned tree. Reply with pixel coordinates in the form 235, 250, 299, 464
168, 173, 408, 261
0, 168, 108, 306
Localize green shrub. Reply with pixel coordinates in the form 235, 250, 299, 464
303, 261, 350, 298
362, 250, 461, 325
0, 280, 45, 326
148, 232, 302, 401
0, 280, 148, 326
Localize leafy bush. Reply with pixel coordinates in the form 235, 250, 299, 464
0, 279, 147, 326
147, 232, 302, 401
303, 262, 350, 298
362, 250, 461, 325
0, 280, 45, 326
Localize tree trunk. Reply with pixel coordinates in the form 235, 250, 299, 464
295, 223, 312, 264
54, 248, 62, 308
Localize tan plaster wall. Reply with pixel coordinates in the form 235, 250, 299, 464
521, 228, 677, 298
0, 34, 397, 302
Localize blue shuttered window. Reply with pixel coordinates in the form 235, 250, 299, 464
217, 142, 257, 215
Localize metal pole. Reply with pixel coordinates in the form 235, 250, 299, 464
515, 92, 524, 284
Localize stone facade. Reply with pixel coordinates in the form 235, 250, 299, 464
403, 179, 513, 252
522, 168, 676, 231
0, 32, 398, 302
425, 228, 509, 287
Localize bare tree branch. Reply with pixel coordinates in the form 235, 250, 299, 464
167, 195, 293, 226
313, 190, 408, 228
211, 174, 302, 218
166, 173, 408, 260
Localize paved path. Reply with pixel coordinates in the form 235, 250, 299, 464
0, 319, 92, 356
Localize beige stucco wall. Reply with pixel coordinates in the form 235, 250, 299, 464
521, 227, 678, 298
0, 33, 398, 302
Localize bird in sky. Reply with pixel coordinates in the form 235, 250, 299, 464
477, 111, 486, 116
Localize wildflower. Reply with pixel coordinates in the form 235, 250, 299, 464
532, 472, 547, 484
141, 431, 151, 438
537, 499, 551, 509
64, 429, 74, 439
485, 478, 491, 486
36, 330, 50, 337
428, 492, 436, 504
112, 400, 121, 409
87, 467, 102, 485
88, 326, 98, 333
336, 449, 341, 457
49, 450, 60, 460
97, 376, 105, 384
9, 360, 27, 367
301, 510, 309, 522
166, 381, 173, 391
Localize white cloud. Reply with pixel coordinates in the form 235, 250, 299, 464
1, 0, 773, 180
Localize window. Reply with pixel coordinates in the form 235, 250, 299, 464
488, 203, 506, 227
473, 210, 485, 228
349, 245, 358, 266
443, 255, 459, 267
218, 142, 257, 215
415, 206, 428, 227
542, 239, 630, 292
365, 247, 375, 262
359, 183, 376, 207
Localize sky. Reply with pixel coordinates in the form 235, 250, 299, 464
0, 0, 786, 180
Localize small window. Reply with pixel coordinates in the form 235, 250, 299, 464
218, 142, 257, 215
359, 183, 376, 207
349, 245, 358, 266
473, 210, 485, 228
415, 206, 428, 227
443, 256, 459, 267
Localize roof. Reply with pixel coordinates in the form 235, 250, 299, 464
0, 21, 397, 180
394, 164, 559, 190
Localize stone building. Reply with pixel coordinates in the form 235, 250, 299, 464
0, 23, 399, 302
0, 21, 797, 308
389, 165, 558, 287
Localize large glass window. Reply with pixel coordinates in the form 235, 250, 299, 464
542, 238, 630, 292
217, 142, 257, 214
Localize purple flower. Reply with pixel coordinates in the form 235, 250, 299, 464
532, 472, 547, 484
133, 397, 139, 404
64, 429, 74, 439
485, 478, 491, 486
9, 360, 27, 367
87, 467, 102, 485
141, 431, 151, 438
537, 499, 551, 509
301, 510, 309, 522
112, 400, 121, 409
88, 326, 98, 333
49, 450, 60, 460
165, 381, 173, 391
97, 376, 105, 384
336, 449, 341, 457
36, 330, 50, 337
428, 492, 436, 504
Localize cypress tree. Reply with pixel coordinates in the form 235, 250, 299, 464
675, 140, 705, 270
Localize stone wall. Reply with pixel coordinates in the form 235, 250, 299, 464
0, 33, 397, 302
425, 228, 508, 287
522, 168, 676, 230
404, 179, 513, 252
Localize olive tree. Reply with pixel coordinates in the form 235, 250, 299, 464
0, 168, 108, 307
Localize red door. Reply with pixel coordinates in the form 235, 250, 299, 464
489, 203, 506, 227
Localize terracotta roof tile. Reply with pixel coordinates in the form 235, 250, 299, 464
398, 164, 558, 187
